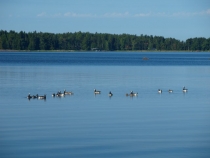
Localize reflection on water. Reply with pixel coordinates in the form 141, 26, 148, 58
0, 52, 210, 158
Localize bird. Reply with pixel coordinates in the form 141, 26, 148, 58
183, 86, 188, 92
38, 94, 46, 99
168, 89, 173, 93
64, 89, 73, 95
126, 91, 138, 97
32, 94, 39, 99
27, 93, 32, 99
130, 91, 138, 96
94, 89, 101, 94
158, 89, 162, 93
108, 91, 113, 97
56, 91, 65, 97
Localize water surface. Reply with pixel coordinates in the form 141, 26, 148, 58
0, 52, 210, 158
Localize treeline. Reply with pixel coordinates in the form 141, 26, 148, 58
0, 30, 209, 51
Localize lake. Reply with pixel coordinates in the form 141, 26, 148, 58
0, 52, 210, 158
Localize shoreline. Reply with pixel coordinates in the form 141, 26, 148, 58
0, 50, 209, 53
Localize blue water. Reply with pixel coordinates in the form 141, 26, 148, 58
0, 52, 209, 66
0, 52, 210, 158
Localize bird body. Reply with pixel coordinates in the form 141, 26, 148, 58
183, 87, 188, 92
94, 89, 101, 94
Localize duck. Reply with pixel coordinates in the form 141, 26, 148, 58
64, 89, 73, 95
168, 89, 173, 93
94, 89, 101, 94
108, 91, 113, 97
183, 86, 188, 92
38, 94, 46, 99
52, 93, 56, 97
158, 89, 162, 93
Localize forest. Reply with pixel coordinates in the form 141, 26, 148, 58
0, 30, 209, 51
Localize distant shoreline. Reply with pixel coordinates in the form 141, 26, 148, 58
1, 30, 209, 52
0, 50, 209, 53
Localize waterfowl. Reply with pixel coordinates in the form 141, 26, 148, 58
32, 94, 39, 99
158, 89, 162, 93
108, 91, 113, 97
56, 91, 65, 97
126, 91, 138, 97
183, 87, 188, 92
168, 89, 173, 93
27, 93, 32, 99
52, 93, 56, 97
38, 95, 46, 99
64, 89, 73, 95
94, 89, 101, 94
130, 91, 138, 96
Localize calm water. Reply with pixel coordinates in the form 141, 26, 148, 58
0, 52, 210, 158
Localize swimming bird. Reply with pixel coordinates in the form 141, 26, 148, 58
126, 91, 138, 97
130, 91, 138, 96
52, 93, 56, 97
32, 94, 39, 99
183, 86, 188, 92
38, 94, 46, 99
168, 89, 173, 93
94, 89, 101, 94
64, 89, 73, 95
108, 91, 113, 97
158, 89, 162, 93
56, 91, 65, 97
27, 93, 32, 99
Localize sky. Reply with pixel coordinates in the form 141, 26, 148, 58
0, 0, 210, 41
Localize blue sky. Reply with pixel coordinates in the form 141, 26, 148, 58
0, 0, 210, 41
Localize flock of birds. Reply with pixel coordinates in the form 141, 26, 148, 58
158, 87, 188, 94
27, 89, 73, 100
27, 87, 188, 100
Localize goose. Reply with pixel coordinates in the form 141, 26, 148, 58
158, 89, 162, 93
94, 89, 101, 94
56, 91, 65, 97
38, 94, 46, 99
183, 87, 188, 92
64, 89, 73, 95
168, 89, 173, 93
130, 91, 138, 96
32, 94, 39, 99
126, 91, 138, 97
27, 93, 32, 99
108, 91, 113, 97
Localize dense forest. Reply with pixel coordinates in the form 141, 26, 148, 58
0, 30, 209, 51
